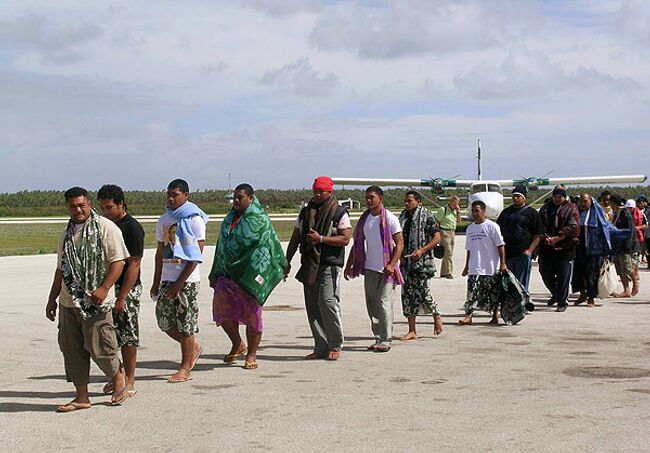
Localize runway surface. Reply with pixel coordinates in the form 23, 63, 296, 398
1, 238, 649, 452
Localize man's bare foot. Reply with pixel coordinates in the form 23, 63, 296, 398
400, 331, 418, 340
433, 315, 443, 336
614, 291, 631, 298
168, 368, 192, 383
587, 299, 596, 308
631, 286, 639, 296
458, 316, 472, 325
574, 293, 587, 305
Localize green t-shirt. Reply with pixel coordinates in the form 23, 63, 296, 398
439, 206, 458, 230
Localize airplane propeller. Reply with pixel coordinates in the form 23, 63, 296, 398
424, 174, 461, 194
513, 171, 553, 192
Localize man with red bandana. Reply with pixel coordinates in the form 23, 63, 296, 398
285, 176, 352, 361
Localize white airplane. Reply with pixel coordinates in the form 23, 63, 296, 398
333, 141, 647, 219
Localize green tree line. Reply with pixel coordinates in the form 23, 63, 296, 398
0, 186, 648, 217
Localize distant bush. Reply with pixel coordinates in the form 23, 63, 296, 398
0, 185, 647, 217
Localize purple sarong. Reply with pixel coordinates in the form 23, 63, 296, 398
213, 277, 263, 333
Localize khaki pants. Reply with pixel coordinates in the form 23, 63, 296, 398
440, 229, 455, 277
58, 307, 121, 386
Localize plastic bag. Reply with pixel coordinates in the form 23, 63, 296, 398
597, 259, 619, 299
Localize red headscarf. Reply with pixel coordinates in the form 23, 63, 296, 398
312, 176, 334, 192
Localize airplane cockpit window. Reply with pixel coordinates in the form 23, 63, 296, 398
471, 184, 487, 194
488, 184, 502, 193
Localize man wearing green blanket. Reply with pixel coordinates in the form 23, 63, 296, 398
210, 183, 287, 370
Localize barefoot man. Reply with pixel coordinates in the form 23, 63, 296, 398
150, 179, 207, 383
459, 200, 507, 326
46, 187, 130, 411
398, 191, 443, 339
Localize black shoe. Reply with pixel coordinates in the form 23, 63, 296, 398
525, 302, 535, 312
555, 305, 567, 312
547, 298, 557, 306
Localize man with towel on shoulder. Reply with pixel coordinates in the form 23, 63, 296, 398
150, 179, 208, 383
285, 176, 352, 361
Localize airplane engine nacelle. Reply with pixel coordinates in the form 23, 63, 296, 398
432, 182, 444, 194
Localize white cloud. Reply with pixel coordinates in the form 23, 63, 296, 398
259, 57, 339, 97
0, 14, 103, 65
241, 0, 323, 17
454, 46, 638, 99
310, 1, 541, 59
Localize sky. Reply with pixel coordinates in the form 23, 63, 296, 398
1, 0, 649, 192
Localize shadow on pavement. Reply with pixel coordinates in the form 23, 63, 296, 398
0, 402, 56, 413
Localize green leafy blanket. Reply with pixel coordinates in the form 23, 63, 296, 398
209, 197, 287, 305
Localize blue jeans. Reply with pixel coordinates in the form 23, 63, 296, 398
506, 253, 532, 291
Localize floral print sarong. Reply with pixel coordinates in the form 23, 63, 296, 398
463, 275, 500, 315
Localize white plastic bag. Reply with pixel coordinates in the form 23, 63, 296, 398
597, 259, 619, 299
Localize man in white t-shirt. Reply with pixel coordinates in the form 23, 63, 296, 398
150, 179, 208, 383
459, 200, 507, 325
345, 185, 404, 352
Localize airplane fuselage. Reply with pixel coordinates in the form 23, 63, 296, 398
467, 181, 504, 220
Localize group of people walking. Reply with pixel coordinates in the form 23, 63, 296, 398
45, 177, 646, 412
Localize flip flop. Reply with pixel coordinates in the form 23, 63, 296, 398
327, 350, 341, 361
111, 386, 129, 406
374, 345, 391, 353
127, 387, 137, 397
102, 382, 114, 395
243, 361, 258, 370
167, 374, 193, 383
367, 344, 377, 351
223, 349, 247, 364
57, 402, 91, 412
190, 345, 204, 370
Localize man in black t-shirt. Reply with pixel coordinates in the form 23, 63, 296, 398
98, 184, 145, 397
496, 185, 542, 311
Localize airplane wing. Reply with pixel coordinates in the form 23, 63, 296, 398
332, 177, 474, 188
496, 174, 647, 188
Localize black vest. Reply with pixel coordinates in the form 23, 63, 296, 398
299, 205, 348, 267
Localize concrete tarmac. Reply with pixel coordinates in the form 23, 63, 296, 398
1, 238, 649, 452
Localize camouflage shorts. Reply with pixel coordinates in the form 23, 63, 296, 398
113, 284, 142, 347
155, 281, 199, 336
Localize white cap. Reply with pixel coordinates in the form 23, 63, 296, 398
625, 199, 636, 208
